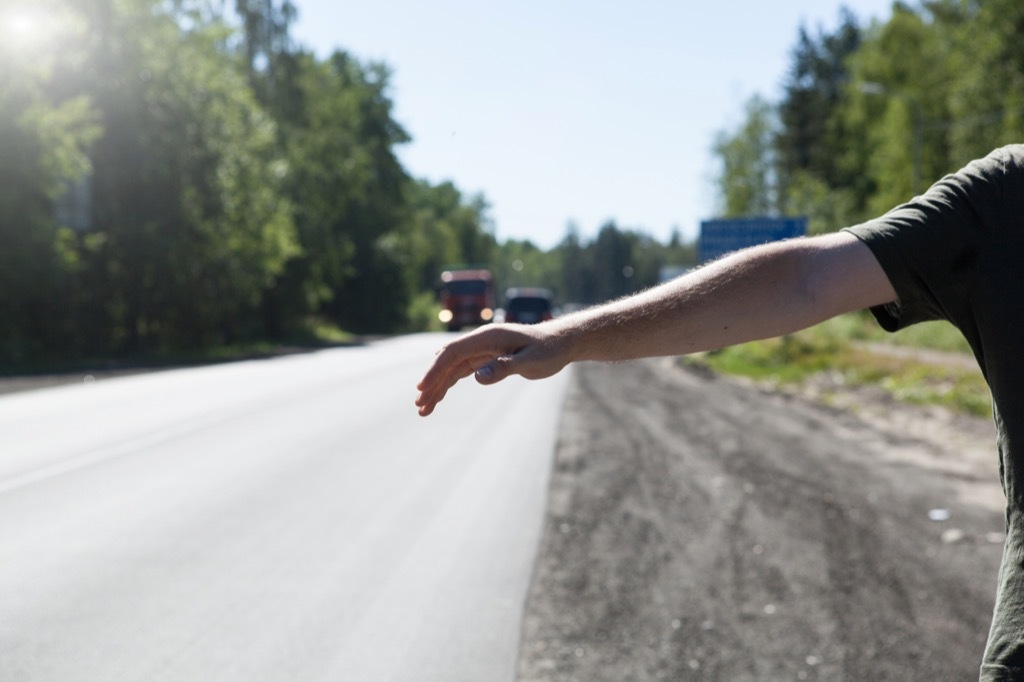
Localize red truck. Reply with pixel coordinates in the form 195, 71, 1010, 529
438, 268, 495, 332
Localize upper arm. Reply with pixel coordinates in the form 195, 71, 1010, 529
804, 231, 898, 319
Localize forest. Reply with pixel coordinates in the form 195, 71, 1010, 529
1, 0, 1022, 368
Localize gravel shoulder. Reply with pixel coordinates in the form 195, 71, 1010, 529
517, 358, 1003, 681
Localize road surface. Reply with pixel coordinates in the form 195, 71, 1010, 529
0, 334, 570, 682
2, 339, 1007, 681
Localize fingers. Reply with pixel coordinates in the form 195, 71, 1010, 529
414, 322, 571, 416
415, 353, 477, 416
415, 327, 529, 416
417, 342, 482, 393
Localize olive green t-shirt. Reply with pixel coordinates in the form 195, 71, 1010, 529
844, 144, 1024, 681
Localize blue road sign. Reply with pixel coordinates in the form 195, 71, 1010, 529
698, 217, 807, 263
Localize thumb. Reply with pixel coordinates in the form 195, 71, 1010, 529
475, 354, 516, 385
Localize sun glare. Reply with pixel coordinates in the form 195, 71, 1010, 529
3, 7, 50, 49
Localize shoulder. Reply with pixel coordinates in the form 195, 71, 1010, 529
956, 145, 1024, 223
957, 144, 1024, 187
847, 146, 1021, 248
983, 143, 1024, 166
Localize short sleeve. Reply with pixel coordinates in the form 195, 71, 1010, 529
842, 147, 1015, 332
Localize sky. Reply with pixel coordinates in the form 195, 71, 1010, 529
290, 1, 897, 250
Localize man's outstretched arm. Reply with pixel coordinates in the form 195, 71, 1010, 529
415, 231, 896, 416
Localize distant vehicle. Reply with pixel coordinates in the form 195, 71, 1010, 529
503, 287, 554, 324
438, 268, 495, 332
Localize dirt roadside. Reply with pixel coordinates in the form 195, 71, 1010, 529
517, 358, 1002, 682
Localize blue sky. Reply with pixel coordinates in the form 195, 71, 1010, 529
291, 1, 897, 249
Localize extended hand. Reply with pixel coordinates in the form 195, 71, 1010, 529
415, 322, 571, 416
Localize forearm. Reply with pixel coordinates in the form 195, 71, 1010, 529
415, 231, 895, 416
554, 231, 895, 363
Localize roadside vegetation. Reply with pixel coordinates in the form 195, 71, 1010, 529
685, 313, 992, 418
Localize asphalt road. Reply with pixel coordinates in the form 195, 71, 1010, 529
0, 334, 570, 682
516, 359, 1006, 682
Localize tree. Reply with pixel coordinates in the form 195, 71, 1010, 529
55, 0, 298, 353
590, 222, 634, 302
0, 6, 101, 363
558, 222, 592, 305
713, 95, 779, 217
276, 51, 411, 334
941, 0, 1024, 162
230, 0, 303, 130
406, 180, 495, 292
776, 9, 864, 213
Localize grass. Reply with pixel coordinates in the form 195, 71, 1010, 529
685, 313, 992, 418
0, 316, 359, 378
292, 316, 356, 345
153, 317, 358, 365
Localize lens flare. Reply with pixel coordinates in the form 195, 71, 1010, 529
6, 10, 35, 35
2, 7, 53, 51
